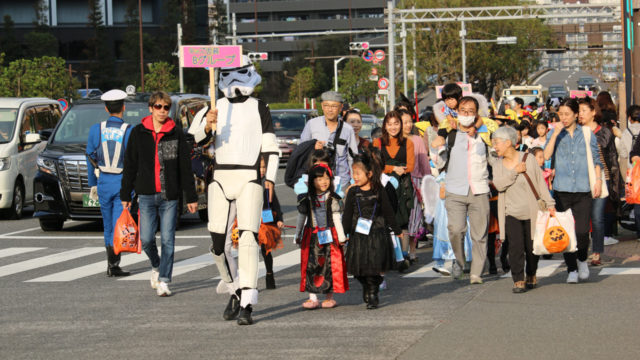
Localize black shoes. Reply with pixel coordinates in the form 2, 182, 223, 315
365, 277, 380, 309
397, 259, 410, 273
107, 266, 130, 277
223, 294, 241, 321
366, 291, 379, 309
237, 305, 253, 325
265, 273, 276, 289
488, 265, 498, 275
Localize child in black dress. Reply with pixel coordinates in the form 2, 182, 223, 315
343, 150, 401, 309
295, 163, 348, 309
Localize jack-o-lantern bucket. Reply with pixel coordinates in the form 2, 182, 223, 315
543, 216, 569, 253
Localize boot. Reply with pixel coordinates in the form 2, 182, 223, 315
366, 277, 379, 310
237, 304, 253, 325
106, 246, 130, 277
223, 290, 241, 321
265, 273, 276, 289
358, 277, 369, 304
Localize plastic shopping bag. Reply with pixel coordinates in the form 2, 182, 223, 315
626, 162, 640, 204
113, 209, 141, 255
533, 210, 577, 255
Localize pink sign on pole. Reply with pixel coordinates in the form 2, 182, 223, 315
181, 45, 243, 68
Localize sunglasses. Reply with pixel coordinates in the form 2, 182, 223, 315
152, 104, 171, 111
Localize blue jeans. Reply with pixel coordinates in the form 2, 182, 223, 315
98, 182, 123, 247
591, 197, 606, 254
138, 194, 178, 283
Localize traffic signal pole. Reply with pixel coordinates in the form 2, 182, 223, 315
387, 1, 396, 108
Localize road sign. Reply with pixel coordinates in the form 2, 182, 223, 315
57, 98, 68, 112
180, 45, 242, 68
374, 50, 386, 61
378, 77, 390, 90
369, 75, 379, 81
570, 90, 593, 98
378, 89, 389, 95
362, 50, 373, 62
435, 83, 473, 99
370, 68, 378, 76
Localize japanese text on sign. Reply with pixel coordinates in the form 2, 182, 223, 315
181, 45, 242, 68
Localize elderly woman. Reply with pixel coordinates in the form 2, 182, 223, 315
492, 126, 555, 293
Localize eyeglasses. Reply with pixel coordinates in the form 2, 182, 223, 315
152, 104, 171, 111
322, 103, 341, 110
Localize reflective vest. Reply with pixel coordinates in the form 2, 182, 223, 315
97, 120, 129, 174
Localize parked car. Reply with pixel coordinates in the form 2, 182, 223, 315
0, 98, 62, 219
33, 93, 211, 231
77, 89, 103, 98
271, 109, 318, 163
577, 76, 596, 91
358, 114, 381, 141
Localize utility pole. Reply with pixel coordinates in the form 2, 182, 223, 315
387, 1, 396, 108
138, 0, 145, 92
232, 13, 237, 45
460, 20, 466, 83
412, 22, 418, 115
177, 23, 184, 93
401, 21, 408, 96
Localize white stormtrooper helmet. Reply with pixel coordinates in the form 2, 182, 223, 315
218, 55, 262, 98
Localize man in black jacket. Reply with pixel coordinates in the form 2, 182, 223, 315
121, 91, 197, 297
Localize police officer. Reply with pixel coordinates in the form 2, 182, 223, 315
86, 89, 132, 277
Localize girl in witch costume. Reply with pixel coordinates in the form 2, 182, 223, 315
342, 150, 401, 309
294, 163, 348, 309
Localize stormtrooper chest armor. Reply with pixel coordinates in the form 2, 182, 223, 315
215, 97, 263, 166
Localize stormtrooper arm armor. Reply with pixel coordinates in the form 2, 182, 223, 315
190, 105, 215, 145
259, 100, 280, 184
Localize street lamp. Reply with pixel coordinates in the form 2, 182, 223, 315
461, 30, 517, 82
283, 70, 301, 103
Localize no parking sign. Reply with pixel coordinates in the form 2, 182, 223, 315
57, 98, 68, 112
378, 77, 389, 90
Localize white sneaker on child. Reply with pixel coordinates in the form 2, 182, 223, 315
604, 237, 619, 246
150, 269, 159, 289
566, 271, 579, 284
577, 260, 589, 280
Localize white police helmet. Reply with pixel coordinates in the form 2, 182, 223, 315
218, 55, 262, 98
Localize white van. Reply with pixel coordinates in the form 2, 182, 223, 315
0, 98, 62, 219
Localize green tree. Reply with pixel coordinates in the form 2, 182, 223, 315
0, 56, 80, 98
118, 0, 159, 89
23, 0, 58, 58
287, 67, 315, 102
581, 52, 615, 77
338, 58, 385, 104
84, 0, 116, 89
143, 62, 179, 92
1, 16, 23, 62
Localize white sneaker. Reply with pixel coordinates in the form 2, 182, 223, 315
566, 271, 579, 284
433, 266, 451, 276
156, 281, 172, 297
604, 237, 619, 246
577, 260, 589, 280
150, 269, 159, 290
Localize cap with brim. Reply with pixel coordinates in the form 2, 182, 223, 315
101, 89, 128, 102
321, 91, 343, 103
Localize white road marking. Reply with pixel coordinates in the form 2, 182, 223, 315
213, 249, 301, 280
599, 267, 640, 275
502, 260, 563, 278
122, 251, 211, 281
403, 261, 453, 278
0, 247, 46, 259
0, 227, 43, 237
26, 246, 195, 282
0, 234, 213, 240
0, 247, 104, 278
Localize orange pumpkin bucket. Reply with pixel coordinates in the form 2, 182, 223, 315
543, 216, 569, 253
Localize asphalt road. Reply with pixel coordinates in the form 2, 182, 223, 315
2, 169, 640, 359
533, 69, 618, 98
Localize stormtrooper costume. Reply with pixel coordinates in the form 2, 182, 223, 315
191, 56, 279, 325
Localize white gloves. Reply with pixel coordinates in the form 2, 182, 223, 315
89, 186, 99, 201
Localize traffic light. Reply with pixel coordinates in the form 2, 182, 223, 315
349, 42, 370, 51
248, 52, 268, 61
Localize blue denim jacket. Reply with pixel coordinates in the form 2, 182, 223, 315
546, 124, 602, 193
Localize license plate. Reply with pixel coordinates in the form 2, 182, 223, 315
82, 194, 100, 207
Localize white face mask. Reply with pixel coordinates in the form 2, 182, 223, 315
458, 115, 476, 127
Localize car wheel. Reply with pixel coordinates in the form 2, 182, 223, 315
198, 208, 208, 222
8, 180, 24, 220
39, 218, 65, 231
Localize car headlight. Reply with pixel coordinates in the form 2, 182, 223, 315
0, 157, 9, 171
277, 138, 286, 144
286, 139, 299, 145
37, 156, 57, 176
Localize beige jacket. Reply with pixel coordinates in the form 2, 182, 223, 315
492, 152, 555, 241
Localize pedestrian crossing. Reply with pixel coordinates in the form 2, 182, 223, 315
0, 246, 301, 283
404, 259, 640, 278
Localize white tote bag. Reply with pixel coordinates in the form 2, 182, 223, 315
533, 209, 578, 255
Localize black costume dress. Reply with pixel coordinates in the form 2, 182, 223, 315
342, 186, 402, 276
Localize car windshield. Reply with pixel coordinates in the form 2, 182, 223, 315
51, 103, 147, 144
549, 86, 564, 92
0, 109, 18, 144
579, 77, 594, 84
359, 122, 375, 140
271, 112, 308, 134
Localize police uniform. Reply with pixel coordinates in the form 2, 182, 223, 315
86, 89, 132, 277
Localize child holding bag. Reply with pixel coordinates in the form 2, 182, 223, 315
294, 164, 348, 309
342, 150, 401, 309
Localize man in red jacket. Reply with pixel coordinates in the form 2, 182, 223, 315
121, 91, 197, 297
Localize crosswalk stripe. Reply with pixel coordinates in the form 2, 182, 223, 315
214, 249, 301, 280
26, 246, 195, 282
403, 261, 454, 278
598, 267, 640, 275
0, 247, 46, 259
122, 252, 212, 281
0, 247, 105, 278
501, 260, 564, 278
